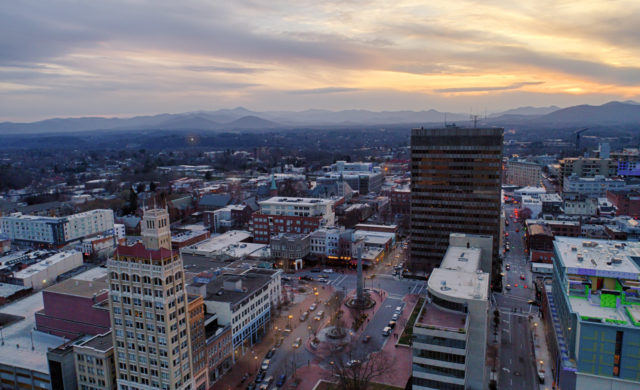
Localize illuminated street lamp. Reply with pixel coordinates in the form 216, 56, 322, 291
314, 291, 319, 303
254, 355, 258, 372
288, 314, 293, 329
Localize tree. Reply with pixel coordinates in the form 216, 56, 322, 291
136, 183, 146, 194
127, 187, 138, 214
327, 347, 394, 390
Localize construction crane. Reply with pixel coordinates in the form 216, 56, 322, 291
574, 128, 589, 153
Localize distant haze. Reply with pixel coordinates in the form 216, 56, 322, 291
2, 101, 640, 134
1, 1, 640, 121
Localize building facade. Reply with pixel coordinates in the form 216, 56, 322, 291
560, 157, 618, 178
250, 197, 334, 244
74, 332, 117, 390
563, 175, 626, 197
36, 274, 111, 339
412, 243, 489, 390
410, 127, 503, 273
270, 233, 310, 262
546, 237, 640, 390
187, 295, 207, 390
0, 209, 114, 247
607, 190, 640, 217
505, 160, 542, 187
108, 208, 193, 390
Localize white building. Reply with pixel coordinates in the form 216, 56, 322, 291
257, 197, 335, 226
513, 186, 546, 200
320, 161, 384, 194
412, 241, 489, 390
563, 175, 626, 197
114, 223, 126, 240
188, 268, 281, 356
14, 250, 83, 290
1, 209, 114, 246
521, 195, 543, 219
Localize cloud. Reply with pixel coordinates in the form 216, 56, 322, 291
183, 65, 267, 74
287, 87, 361, 94
435, 81, 544, 93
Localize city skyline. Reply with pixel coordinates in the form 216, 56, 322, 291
2, 1, 640, 121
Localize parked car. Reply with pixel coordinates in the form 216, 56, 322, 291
362, 335, 371, 343
311, 268, 321, 273
255, 371, 266, 383
293, 337, 302, 348
261, 359, 270, 371
391, 313, 399, 321
309, 303, 317, 311
394, 306, 403, 314
275, 337, 283, 348
259, 376, 273, 390
314, 310, 325, 321
388, 320, 396, 329
276, 374, 287, 388
322, 269, 334, 273
382, 326, 392, 336
266, 348, 276, 359
299, 311, 309, 321
246, 382, 256, 390
318, 278, 328, 283
301, 275, 314, 281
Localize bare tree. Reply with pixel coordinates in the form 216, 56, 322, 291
326, 347, 395, 390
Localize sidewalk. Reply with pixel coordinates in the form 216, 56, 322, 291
531, 314, 553, 390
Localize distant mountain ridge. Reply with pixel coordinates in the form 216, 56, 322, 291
2, 101, 640, 134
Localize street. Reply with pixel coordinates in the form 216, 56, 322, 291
497, 203, 539, 390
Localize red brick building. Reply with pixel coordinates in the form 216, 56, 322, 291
35, 275, 111, 339
526, 224, 554, 263
607, 189, 640, 217
389, 188, 410, 215
250, 197, 335, 244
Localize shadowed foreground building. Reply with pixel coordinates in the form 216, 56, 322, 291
410, 127, 503, 274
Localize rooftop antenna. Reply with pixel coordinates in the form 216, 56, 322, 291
471, 114, 478, 128
444, 113, 447, 127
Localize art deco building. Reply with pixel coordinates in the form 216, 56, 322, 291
108, 208, 193, 390
410, 127, 503, 273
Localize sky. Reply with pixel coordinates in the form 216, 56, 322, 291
1, 0, 640, 121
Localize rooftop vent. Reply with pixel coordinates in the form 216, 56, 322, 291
577, 254, 584, 262
611, 256, 623, 264
571, 246, 577, 252
583, 241, 597, 248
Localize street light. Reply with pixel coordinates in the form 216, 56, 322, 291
288, 314, 293, 329
314, 291, 319, 303
254, 355, 258, 372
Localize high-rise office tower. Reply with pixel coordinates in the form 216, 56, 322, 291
108, 208, 193, 390
410, 127, 503, 273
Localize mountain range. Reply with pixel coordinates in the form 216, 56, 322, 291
1, 101, 640, 134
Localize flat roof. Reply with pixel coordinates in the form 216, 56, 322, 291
554, 237, 640, 279
0, 292, 66, 374
14, 251, 80, 279
428, 246, 488, 301
181, 231, 251, 255
0, 282, 30, 298
569, 296, 627, 323
44, 274, 108, 299
259, 197, 332, 206
203, 273, 274, 304
79, 332, 113, 352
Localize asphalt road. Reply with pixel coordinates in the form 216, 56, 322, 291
497, 204, 539, 390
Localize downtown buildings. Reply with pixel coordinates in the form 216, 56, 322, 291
410, 127, 503, 273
